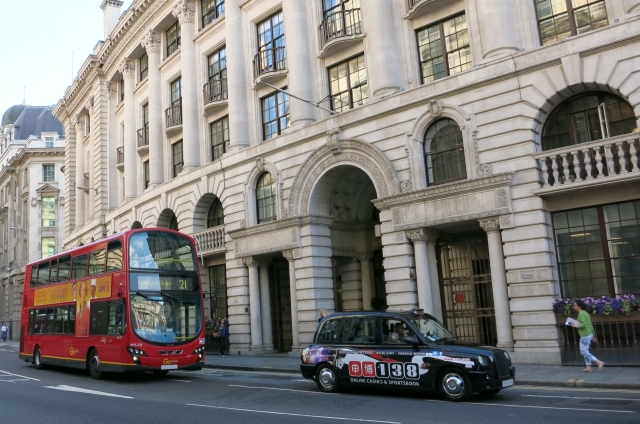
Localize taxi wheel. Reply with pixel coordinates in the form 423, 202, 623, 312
88, 349, 102, 380
439, 368, 472, 402
33, 346, 44, 370
315, 364, 341, 393
153, 370, 170, 377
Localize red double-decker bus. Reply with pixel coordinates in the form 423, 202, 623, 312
19, 229, 206, 378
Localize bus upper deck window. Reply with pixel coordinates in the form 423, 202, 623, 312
72, 254, 88, 280
107, 241, 123, 272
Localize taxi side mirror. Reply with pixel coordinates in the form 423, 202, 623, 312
404, 335, 419, 348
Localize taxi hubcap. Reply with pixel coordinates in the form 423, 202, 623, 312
319, 368, 336, 389
443, 373, 464, 397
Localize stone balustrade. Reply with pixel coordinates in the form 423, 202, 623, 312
192, 225, 226, 255
535, 133, 640, 188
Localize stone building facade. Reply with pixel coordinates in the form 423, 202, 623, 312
0, 105, 66, 340
53, 0, 640, 363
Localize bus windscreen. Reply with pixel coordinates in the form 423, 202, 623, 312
129, 231, 196, 271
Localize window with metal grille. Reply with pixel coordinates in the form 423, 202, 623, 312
143, 160, 150, 189
140, 53, 148, 81
43, 164, 55, 182
207, 199, 224, 227
261, 90, 289, 140
172, 140, 183, 178
256, 172, 277, 223
166, 21, 181, 57
202, 0, 225, 28
210, 116, 229, 161
416, 13, 470, 84
208, 265, 227, 320
424, 118, 466, 186
328, 54, 368, 113
542, 92, 637, 151
42, 197, 56, 227
535, 0, 608, 46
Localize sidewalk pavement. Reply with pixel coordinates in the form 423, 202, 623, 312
203, 354, 640, 390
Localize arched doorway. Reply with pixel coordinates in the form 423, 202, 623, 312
157, 208, 178, 231
131, 221, 143, 229
309, 165, 386, 311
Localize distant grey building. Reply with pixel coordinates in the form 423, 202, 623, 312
0, 104, 65, 340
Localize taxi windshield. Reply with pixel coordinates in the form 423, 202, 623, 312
409, 316, 455, 342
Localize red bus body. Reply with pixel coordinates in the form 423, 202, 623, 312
19, 229, 206, 376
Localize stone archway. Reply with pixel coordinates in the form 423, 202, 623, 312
131, 221, 143, 229
157, 208, 178, 231
193, 193, 218, 233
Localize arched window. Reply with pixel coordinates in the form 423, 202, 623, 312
169, 214, 178, 231
424, 118, 466, 186
207, 199, 224, 228
256, 172, 277, 224
543, 93, 637, 151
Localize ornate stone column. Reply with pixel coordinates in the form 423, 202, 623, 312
283, 250, 300, 349
244, 258, 263, 349
360, 0, 403, 97
479, 217, 514, 351
225, 0, 250, 150
105, 82, 119, 208
172, 0, 200, 172
119, 58, 137, 201
406, 228, 440, 316
425, 231, 443, 321
474, 0, 520, 60
258, 260, 274, 351
141, 30, 164, 187
356, 252, 373, 311
282, 0, 315, 126
74, 116, 85, 228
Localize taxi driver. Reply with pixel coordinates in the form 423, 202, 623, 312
390, 323, 406, 343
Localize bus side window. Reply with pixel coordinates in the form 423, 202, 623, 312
57, 255, 71, 282
72, 254, 88, 280
108, 301, 125, 335
107, 241, 123, 272
68, 306, 76, 335
50, 258, 58, 285
28, 310, 36, 334
89, 249, 106, 276
37, 262, 50, 287
30, 264, 39, 288
45, 308, 55, 334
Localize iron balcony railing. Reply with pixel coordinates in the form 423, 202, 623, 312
535, 133, 640, 188
165, 100, 182, 128
83, 173, 89, 187
253, 46, 287, 79
203, 78, 228, 105
116, 147, 124, 165
192, 225, 226, 255
319, 9, 363, 48
137, 126, 149, 148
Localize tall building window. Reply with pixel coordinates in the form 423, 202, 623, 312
256, 11, 286, 75
42, 197, 56, 227
416, 13, 470, 84
167, 78, 182, 127
140, 53, 148, 81
206, 47, 227, 102
321, 0, 362, 40
42, 237, 55, 259
256, 172, 277, 224
207, 199, 224, 227
202, 0, 225, 28
172, 140, 183, 178
120, 79, 125, 102
143, 160, 150, 189
424, 118, 466, 186
208, 265, 227, 320
166, 21, 181, 57
535, 0, 608, 46
43, 164, 55, 182
261, 90, 289, 140
44, 136, 54, 148
542, 93, 637, 151
210, 116, 229, 161
328, 54, 368, 113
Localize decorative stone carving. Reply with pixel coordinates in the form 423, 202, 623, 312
291, 228, 298, 242
141, 30, 161, 54
256, 158, 265, 172
400, 180, 413, 193
74, 114, 84, 129
395, 232, 407, 243
478, 163, 491, 176
392, 208, 401, 225
499, 214, 514, 229
496, 188, 508, 208
326, 128, 342, 155
105, 82, 118, 99
356, 251, 373, 261
406, 228, 440, 243
85, 96, 94, 111
243, 257, 259, 267
282, 249, 301, 261
239, 219, 246, 228
172, 0, 196, 24
428, 99, 443, 117
118, 58, 135, 79
479, 217, 501, 233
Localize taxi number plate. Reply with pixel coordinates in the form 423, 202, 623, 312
502, 379, 514, 388
161, 364, 178, 370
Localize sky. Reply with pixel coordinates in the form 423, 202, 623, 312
0, 0, 135, 119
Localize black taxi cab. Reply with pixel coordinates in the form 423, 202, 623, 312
300, 310, 515, 401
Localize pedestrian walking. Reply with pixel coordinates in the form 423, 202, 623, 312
569, 300, 604, 372
1, 323, 7, 342
219, 318, 229, 356
213, 319, 223, 356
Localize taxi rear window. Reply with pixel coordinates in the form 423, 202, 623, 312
316, 317, 379, 344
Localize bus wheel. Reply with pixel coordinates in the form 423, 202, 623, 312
88, 349, 102, 379
153, 370, 169, 377
33, 347, 44, 370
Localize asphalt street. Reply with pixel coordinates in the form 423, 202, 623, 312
0, 345, 638, 424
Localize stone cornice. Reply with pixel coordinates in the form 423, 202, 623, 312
227, 215, 333, 240
373, 172, 514, 211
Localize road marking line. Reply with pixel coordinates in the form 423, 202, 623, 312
187, 404, 400, 423
511, 385, 640, 395
171, 379, 192, 383
3, 379, 30, 383
0, 370, 40, 381
424, 399, 634, 413
43, 385, 133, 399
229, 384, 336, 395
522, 394, 637, 401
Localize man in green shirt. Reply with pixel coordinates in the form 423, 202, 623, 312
570, 300, 604, 372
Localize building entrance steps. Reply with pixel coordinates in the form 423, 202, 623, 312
203, 354, 640, 389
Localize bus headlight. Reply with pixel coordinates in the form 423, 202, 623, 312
193, 346, 206, 354
127, 347, 147, 357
